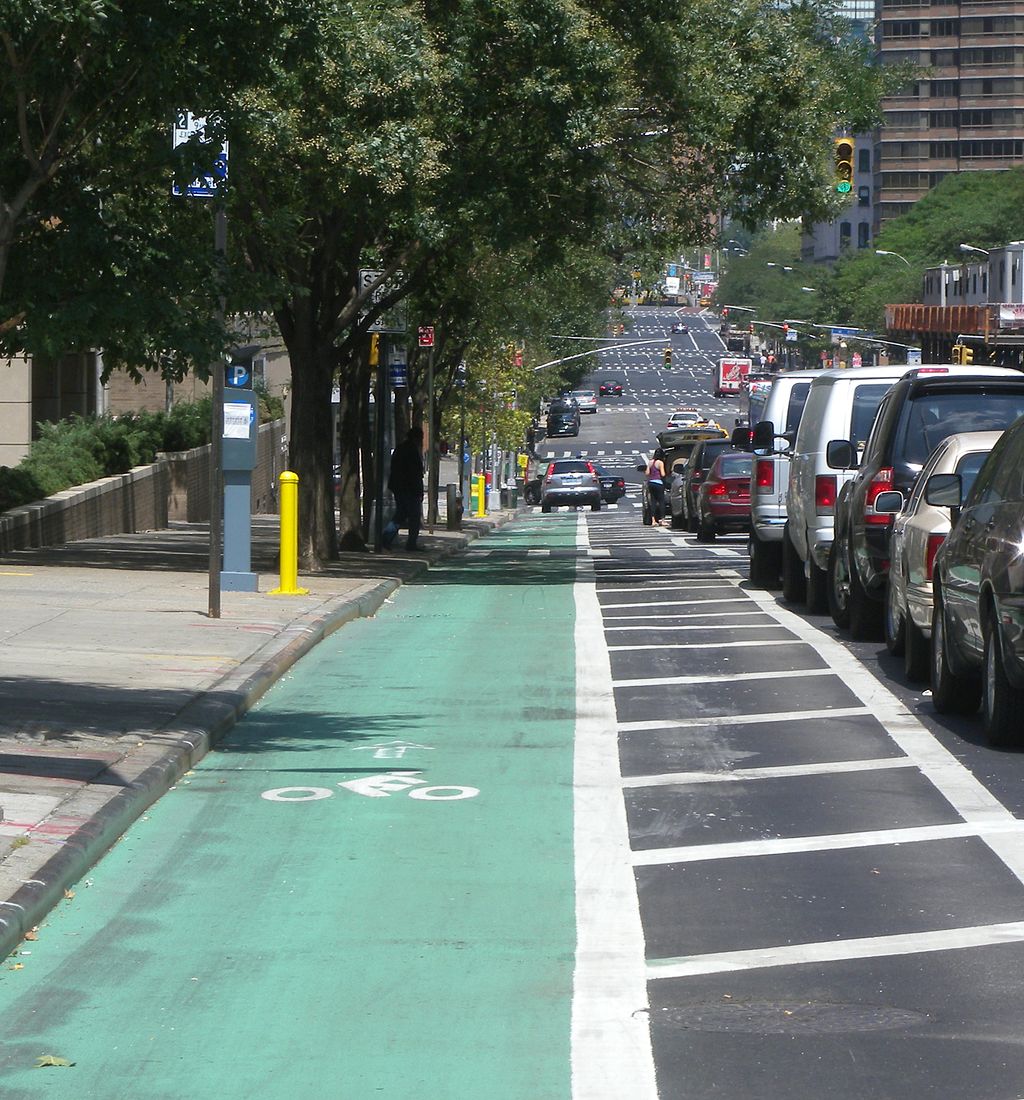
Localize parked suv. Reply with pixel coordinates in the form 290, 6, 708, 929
929, 416, 1024, 746
785, 366, 911, 611
669, 438, 738, 531
828, 367, 1024, 639
546, 399, 580, 437
745, 369, 825, 586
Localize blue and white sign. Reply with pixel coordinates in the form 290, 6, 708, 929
172, 111, 229, 198
667, 263, 678, 277
389, 347, 408, 388
830, 326, 858, 340
906, 347, 922, 364
225, 363, 251, 388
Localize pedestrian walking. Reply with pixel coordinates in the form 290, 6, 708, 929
646, 447, 667, 524
384, 426, 424, 551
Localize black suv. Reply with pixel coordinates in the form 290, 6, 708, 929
828, 367, 1024, 639
673, 439, 740, 531
546, 399, 580, 438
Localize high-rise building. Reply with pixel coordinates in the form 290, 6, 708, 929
875, 3, 1024, 225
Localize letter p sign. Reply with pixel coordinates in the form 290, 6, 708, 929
226, 363, 251, 388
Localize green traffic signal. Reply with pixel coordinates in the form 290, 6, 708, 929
834, 137, 854, 195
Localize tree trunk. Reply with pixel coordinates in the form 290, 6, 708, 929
281, 316, 337, 569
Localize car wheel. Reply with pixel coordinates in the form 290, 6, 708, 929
591, 499, 601, 511
748, 530, 781, 589
806, 555, 829, 615
642, 501, 653, 526
696, 516, 716, 542
781, 523, 807, 605
848, 556, 884, 642
884, 576, 905, 657
983, 616, 1024, 748
541, 502, 552, 514
826, 538, 851, 629
931, 589, 981, 715
904, 612, 930, 682
670, 509, 686, 530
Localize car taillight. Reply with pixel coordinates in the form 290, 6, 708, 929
546, 464, 555, 477
925, 533, 945, 581
755, 459, 774, 492
709, 482, 728, 497
587, 462, 596, 474
692, 470, 704, 482
815, 474, 837, 514
864, 466, 894, 526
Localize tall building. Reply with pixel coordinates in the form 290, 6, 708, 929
875, 2, 1024, 225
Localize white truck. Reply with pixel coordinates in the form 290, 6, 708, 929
715, 357, 752, 398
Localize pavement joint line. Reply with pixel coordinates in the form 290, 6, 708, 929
0, 514, 513, 959
612, 667, 834, 689
630, 820, 1024, 867
644, 921, 1024, 980
617, 706, 872, 732
620, 756, 916, 788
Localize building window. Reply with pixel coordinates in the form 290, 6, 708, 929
858, 185, 871, 207
858, 149, 871, 174
930, 79, 959, 97
858, 223, 870, 248
930, 19, 958, 35
840, 222, 852, 248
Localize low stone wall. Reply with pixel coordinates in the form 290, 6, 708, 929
0, 419, 287, 553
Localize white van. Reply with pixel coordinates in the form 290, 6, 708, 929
784, 365, 912, 609
746, 369, 826, 586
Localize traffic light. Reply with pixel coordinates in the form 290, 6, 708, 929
834, 137, 854, 195
782, 323, 790, 337
722, 308, 729, 319
952, 344, 963, 364
663, 348, 672, 368
369, 333, 380, 366
962, 345, 974, 365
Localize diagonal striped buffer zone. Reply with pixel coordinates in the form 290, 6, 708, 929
572, 509, 1024, 1100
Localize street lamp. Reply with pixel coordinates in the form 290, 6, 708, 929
959, 243, 990, 256
876, 249, 910, 267
766, 263, 793, 272
800, 286, 819, 293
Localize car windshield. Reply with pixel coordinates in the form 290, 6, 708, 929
549, 460, 591, 473
955, 450, 991, 497
898, 390, 1024, 466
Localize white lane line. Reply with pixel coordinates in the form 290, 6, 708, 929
631, 820, 1024, 867
591, 548, 611, 558
608, 639, 799, 652
702, 547, 743, 558
613, 667, 833, 689
527, 549, 551, 556
621, 756, 916, 788
618, 706, 871, 732
601, 597, 752, 610
646, 548, 675, 558
742, 585, 1024, 882
604, 612, 773, 625
572, 516, 658, 1098
647, 922, 1024, 980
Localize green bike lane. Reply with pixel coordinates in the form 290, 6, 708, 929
0, 518, 585, 1099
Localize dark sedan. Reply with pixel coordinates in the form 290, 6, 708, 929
929, 416, 1024, 747
594, 465, 626, 503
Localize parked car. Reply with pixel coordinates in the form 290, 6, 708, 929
745, 369, 826, 587
829, 368, 1024, 638
599, 380, 624, 397
546, 399, 580, 437
883, 430, 1001, 681
567, 389, 599, 414
670, 438, 740, 531
929, 417, 1024, 746
694, 452, 754, 542
784, 365, 912, 611
540, 459, 602, 512
671, 322, 690, 334
593, 464, 626, 503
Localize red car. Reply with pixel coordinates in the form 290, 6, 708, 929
599, 381, 624, 396
695, 452, 753, 542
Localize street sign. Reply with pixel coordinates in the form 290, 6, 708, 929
171, 112, 228, 198
851, 352, 862, 368
907, 347, 922, 364
786, 329, 798, 342
831, 326, 858, 340
418, 326, 435, 347
358, 269, 407, 333
225, 363, 250, 388
389, 346, 407, 387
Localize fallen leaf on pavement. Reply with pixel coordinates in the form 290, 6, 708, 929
35, 1055, 74, 1068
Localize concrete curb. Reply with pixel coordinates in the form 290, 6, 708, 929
0, 514, 509, 958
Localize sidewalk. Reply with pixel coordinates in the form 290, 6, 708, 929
0, 510, 510, 958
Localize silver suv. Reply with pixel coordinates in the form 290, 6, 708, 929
540, 459, 602, 512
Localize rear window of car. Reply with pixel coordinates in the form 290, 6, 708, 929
955, 450, 991, 498
784, 382, 813, 434
549, 402, 576, 414
851, 384, 893, 447
698, 442, 734, 470
716, 454, 753, 478
898, 390, 1024, 467
549, 460, 591, 473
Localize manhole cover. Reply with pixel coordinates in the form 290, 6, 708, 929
653, 1000, 927, 1035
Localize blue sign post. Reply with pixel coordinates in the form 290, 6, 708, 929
220, 344, 261, 593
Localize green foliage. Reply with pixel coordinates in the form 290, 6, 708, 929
0, 403, 212, 513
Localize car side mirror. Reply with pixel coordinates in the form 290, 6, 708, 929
925, 472, 963, 508
751, 420, 775, 450
826, 439, 856, 469
731, 426, 754, 449
873, 490, 904, 515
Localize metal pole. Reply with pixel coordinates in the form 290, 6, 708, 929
459, 382, 467, 504
208, 206, 227, 619
427, 345, 437, 530
373, 336, 388, 552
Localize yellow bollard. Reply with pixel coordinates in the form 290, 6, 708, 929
269, 471, 310, 596
474, 474, 486, 516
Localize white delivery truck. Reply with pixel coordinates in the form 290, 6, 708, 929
715, 356, 752, 398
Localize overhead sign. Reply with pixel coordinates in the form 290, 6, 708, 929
831, 326, 858, 340
171, 112, 228, 198
358, 269, 407, 333
999, 304, 1024, 328
786, 329, 798, 342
